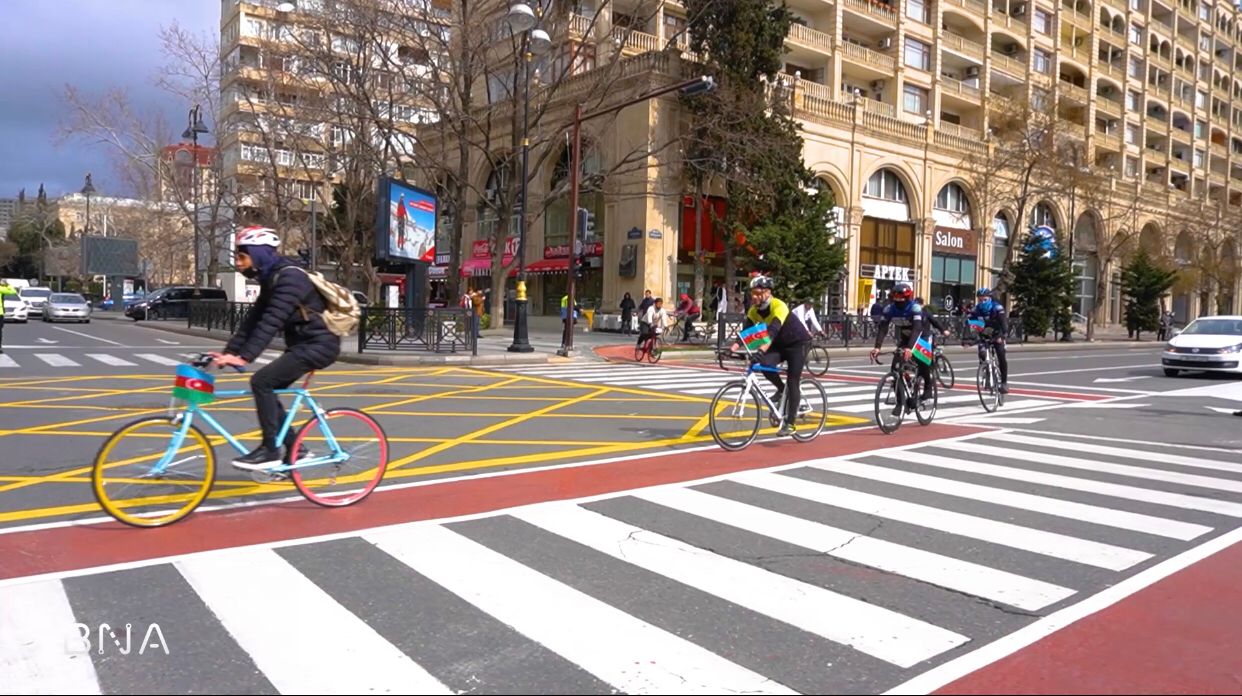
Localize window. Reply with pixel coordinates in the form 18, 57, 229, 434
903, 84, 928, 114
330, 126, 353, 148
905, 38, 931, 70
1129, 0, 1140, 8
935, 183, 971, 213
1034, 8, 1052, 34
906, 0, 930, 23
1199, 2, 1211, 20
1125, 155, 1140, 176
1196, 89, 1208, 108
1126, 123, 1140, 144
1194, 148, 1205, 167
991, 214, 1010, 286
931, 256, 977, 312
864, 169, 908, 202
1129, 25, 1143, 45
860, 219, 916, 269
1195, 119, 1206, 137
1034, 48, 1052, 74
244, 18, 266, 37
1127, 90, 1140, 110
1031, 202, 1057, 228
1200, 35, 1212, 50
1128, 55, 1143, 77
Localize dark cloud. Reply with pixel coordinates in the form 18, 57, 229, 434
0, 1, 217, 199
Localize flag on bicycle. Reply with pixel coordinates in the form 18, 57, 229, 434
967, 318, 985, 333
912, 336, 934, 365
739, 323, 771, 351
173, 364, 216, 404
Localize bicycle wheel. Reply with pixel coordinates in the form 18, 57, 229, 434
92, 416, 216, 527
806, 345, 830, 377
647, 339, 662, 363
792, 377, 828, 442
914, 374, 938, 425
977, 361, 1000, 412
995, 363, 1007, 408
291, 408, 389, 507
873, 372, 904, 434
935, 353, 955, 389
633, 343, 645, 362
708, 381, 761, 451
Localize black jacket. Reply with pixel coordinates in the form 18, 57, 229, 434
226, 258, 341, 366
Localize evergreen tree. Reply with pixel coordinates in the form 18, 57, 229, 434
1010, 227, 1075, 338
1120, 247, 1177, 340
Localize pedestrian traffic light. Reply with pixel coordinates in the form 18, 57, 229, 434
573, 253, 587, 279
576, 207, 596, 239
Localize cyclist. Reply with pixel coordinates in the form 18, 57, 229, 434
743, 276, 812, 436
0, 279, 15, 354
636, 296, 667, 350
793, 299, 824, 338
970, 287, 1009, 393
208, 226, 342, 470
869, 282, 933, 414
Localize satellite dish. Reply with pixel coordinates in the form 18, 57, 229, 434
276, 1, 295, 11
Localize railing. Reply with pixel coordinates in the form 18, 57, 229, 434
1094, 131, 1123, 149
990, 52, 1026, 76
188, 301, 247, 332
1211, 142, 1228, 157
569, 13, 592, 38
714, 314, 1027, 351
935, 128, 987, 154
1096, 60, 1123, 80
941, 32, 984, 59
1059, 82, 1090, 103
613, 27, 660, 54
1145, 115, 1169, 132
839, 40, 896, 72
843, 0, 897, 24
940, 75, 982, 99
358, 307, 477, 354
990, 5, 1029, 31
859, 95, 897, 118
944, 0, 989, 14
1169, 127, 1192, 143
938, 121, 977, 138
1095, 98, 1122, 117
1062, 9, 1092, 31
788, 22, 834, 51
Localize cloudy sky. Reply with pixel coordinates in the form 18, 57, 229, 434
0, 1, 218, 200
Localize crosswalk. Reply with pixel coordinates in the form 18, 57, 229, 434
0, 352, 279, 371
494, 363, 1071, 419
2, 430, 1236, 694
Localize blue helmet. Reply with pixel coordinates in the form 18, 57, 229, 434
976, 287, 993, 297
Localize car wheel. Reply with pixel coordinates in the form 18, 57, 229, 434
1163, 368, 1180, 377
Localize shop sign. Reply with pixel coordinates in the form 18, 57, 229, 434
471, 237, 519, 259
867, 264, 914, 282
933, 227, 976, 255
543, 241, 603, 259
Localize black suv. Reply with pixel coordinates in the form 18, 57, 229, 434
127, 286, 228, 320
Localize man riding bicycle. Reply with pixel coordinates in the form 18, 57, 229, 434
743, 276, 812, 436
970, 287, 1009, 393
209, 226, 342, 470
635, 296, 668, 349
869, 282, 933, 414
793, 299, 824, 338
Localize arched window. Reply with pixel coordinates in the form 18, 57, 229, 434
991, 212, 1011, 286
864, 169, 908, 202
1031, 201, 1057, 229
935, 183, 970, 213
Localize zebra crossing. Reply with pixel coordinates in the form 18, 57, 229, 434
3, 430, 1236, 694
0, 351, 280, 371
493, 363, 1072, 418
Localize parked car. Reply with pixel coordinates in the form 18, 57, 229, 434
2, 296, 28, 323
1161, 315, 1242, 376
127, 286, 228, 320
42, 293, 92, 323
18, 287, 53, 314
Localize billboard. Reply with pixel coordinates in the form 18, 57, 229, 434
80, 236, 140, 276
375, 177, 437, 264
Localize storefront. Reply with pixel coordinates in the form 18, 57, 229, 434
528, 241, 604, 315
676, 195, 728, 302
930, 226, 978, 313
857, 217, 917, 309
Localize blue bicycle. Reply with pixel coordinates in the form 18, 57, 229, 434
707, 343, 828, 451
91, 355, 389, 527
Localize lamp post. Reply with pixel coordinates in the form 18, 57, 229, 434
81, 173, 95, 236
505, 3, 551, 353
558, 75, 717, 356
183, 104, 209, 286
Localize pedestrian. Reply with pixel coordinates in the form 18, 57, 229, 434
1157, 311, 1172, 341
619, 292, 636, 334
711, 280, 727, 319
869, 292, 886, 319
470, 288, 485, 338
0, 279, 15, 354
637, 289, 654, 317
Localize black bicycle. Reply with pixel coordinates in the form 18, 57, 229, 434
872, 348, 938, 434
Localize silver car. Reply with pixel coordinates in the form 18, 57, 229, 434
42, 293, 92, 323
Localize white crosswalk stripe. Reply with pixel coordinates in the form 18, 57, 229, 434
134, 353, 183, 366
3, 433, 1236, 695
0, 354, 18, 368
0, 351, 192, 371
35, 353, 79, 367
86, 354, 137, 367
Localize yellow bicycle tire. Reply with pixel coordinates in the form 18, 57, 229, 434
92, 416, 217, 528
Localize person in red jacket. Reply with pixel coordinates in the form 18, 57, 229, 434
676, 293, 701, 342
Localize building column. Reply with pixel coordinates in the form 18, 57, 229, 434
917, 217, 936, 301
844, 206, 864, 313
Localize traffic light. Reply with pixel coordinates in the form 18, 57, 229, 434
576, 207, 596, 239
573, 253, 587, 279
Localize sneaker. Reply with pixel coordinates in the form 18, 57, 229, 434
797, 400, 813, 415
777, 423, 797, 437
231, 446, 282, 471
890, 404, 904, 417
998, 383, 1009, 394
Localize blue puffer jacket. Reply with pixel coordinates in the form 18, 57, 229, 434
225, 257, 340, 366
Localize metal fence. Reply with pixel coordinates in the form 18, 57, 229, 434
714, 312, 1026, 351
188, 301, 250, 334
358, 307, 477, 354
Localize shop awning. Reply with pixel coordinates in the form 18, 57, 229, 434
461, 258, 493, 276
524, 258, 569, 275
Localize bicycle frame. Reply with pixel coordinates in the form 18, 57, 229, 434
154, 387, 347, 476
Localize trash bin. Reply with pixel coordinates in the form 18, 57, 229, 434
582, 308, 595, 331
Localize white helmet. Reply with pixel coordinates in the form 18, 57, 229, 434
235, 226, 281, 248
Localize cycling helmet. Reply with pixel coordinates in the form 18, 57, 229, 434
750, 275, 774, 290
976, 287, 993, 297
235, 226, 281, 248
890, 282, 914, 301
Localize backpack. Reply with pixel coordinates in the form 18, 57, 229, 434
279, 266, 361, 336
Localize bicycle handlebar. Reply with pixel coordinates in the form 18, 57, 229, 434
191, 353, 246, 373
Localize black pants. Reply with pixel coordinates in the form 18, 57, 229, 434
636, 322, 654, 347
890, 352, 934, 397
681, 312, 701, 341
621, 310, 633, 334
978, 340, 1009, 383
251, 351, 314, 450
759, 344, 806, 424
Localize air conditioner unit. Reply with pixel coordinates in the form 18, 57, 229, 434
877, 37, 893, 49
964, 66, 981, 79
1012, 5, 1026, 16
871, 80, 887, 90
1003, 43, 1020, 55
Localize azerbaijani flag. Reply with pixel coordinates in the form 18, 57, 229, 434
913, 336, 934, 365
172, 364, 216, 405
968, 318, 985, 333
739, 323, 771, 351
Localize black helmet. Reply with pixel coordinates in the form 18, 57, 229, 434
891, 282, 914, 301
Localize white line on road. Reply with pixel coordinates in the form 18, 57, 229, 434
1008, 380, 1153, 394
156, 339, 179, 345
134, 353, 183, 366
0, 354, 18, 368
1010, 364, 1154, 377
85, 354, 138, 367
0, 580, 103, 695
49, 326, 123, 345
35, 353, 80, 367
35, 338, 57, 344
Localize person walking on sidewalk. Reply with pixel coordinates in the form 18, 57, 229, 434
0, 279, 15, 354
470, 289, 485, 338
620, 292, 636, 335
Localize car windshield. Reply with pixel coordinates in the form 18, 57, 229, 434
51, 294, 86, 303
1182, 319, 1242, 336
21, 288, 51, 298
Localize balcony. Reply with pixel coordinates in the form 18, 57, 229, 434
990, 5, 1030, 32
1062, 10, 1091, 32
787, 22, 834, 53
1064, 45, 1092, 64
991, 52, 1026, 76
1095, 98, 1122, 117
1095, 60, 1124, 81
843, 0, 898, 25
613, 27, 660, 55
1211, 142, 1228, 158
941, 32, 985, 59
840, 40, 896, 73
941, 75, 982, 99
943, 0, 989, 13
1146, 115, 1169, 132
1094, 131, 1123, 150
1169, 128, 1192, 144
569, 13, 592, 38
1059, 82, 1090, 104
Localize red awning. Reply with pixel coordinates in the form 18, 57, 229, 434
524, 258, 569, 274
461, 258, 493, 276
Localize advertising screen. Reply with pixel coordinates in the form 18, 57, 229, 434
375, 178, 437, 264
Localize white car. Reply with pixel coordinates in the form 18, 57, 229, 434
2, 296, 28, 323
18, 287, 52, 314
1161, 315, 1242, 376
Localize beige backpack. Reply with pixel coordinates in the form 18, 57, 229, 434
281, 266, 362, 336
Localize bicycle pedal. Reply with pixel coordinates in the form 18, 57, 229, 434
250, 470, 290, 484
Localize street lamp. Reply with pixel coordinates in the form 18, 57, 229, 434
183, 104, 209, 286
506, 2, 551, 354
558, 75, 716, 356
81, 173, 95, 235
